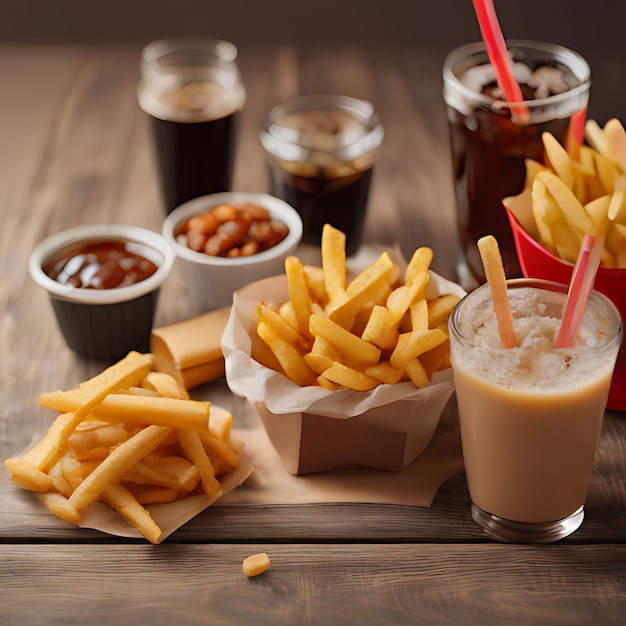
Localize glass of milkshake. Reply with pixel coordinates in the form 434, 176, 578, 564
449, 278, 622, 543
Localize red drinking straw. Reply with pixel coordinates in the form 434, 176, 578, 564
472, 0, 530, 123
554, 232, 604, 349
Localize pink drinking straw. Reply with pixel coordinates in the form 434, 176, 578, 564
472, 0, 530, 123
554, 233, 604, 349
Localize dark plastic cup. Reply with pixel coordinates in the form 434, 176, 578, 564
29, 224, 175, 362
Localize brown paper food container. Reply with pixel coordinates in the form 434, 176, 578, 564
222, 269, 466, 475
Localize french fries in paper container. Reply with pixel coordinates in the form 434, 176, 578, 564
504, 118, 626, 267
503, 119, 626, 412
222, 224, 466, 475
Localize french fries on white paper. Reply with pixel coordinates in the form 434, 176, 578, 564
254, 224, 461, 391
4, 351, 242, 544
504, 118, 626, 267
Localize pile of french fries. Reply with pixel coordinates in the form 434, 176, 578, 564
505, 118, 626, 266
4, 351, 241, 543
254, 224, 461, 391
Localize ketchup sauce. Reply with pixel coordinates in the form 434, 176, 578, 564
43, 241, 158, 289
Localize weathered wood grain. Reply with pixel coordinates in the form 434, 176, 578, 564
1, 543, 625, 626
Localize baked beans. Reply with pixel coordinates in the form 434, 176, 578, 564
176, 203, 289, 257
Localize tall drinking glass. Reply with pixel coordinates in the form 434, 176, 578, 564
449, 278, 622, 543
260, 94, 384, 256
443, 41, 591, 287
138, 38, 246, 214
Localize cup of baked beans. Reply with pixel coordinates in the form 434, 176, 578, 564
162, 192, 303, 313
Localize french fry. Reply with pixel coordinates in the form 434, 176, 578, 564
360, 305, 399, 350
29, 352, 154, 472
363, 361, 403, 385
68, 425, 173, 514
321, 223, 347, 308
319, 362, 380, 392
68, 423, 131, 453
318, 376, 341, 391
47, 461, 72, 497
405, 247, 433, 286
278, 300, 299, 332
20, 412, 78, 473
243, 552, 271, 577
36, 492, 80, 525
328, 276, 393, 330
310, 314, 381, 368
608, 178, 626, 225
389, 329, 448, 372
255, 306, 311, 353
197, 432, 239, 475
177, 429, 222, 497
594, 151, 618, 194
537, 170, 593, 235
4, 457, 55, 492
38, 351, 154, 413
285, 255, 313, 340
208, 406, 233, 441
477, 236, 516, 349
585, 119, 611, 156
409, 298, 429, 332
405, 358, 430, 388
427, 294, 461, 329
386, 271, 429, 323
303, 264, 329, 307
542, 131, 576, 189
257, 322, 318, 386
345, 252, 395, 299
303, 352, 334, 376
142, 371, 189, 400
129, 486, 181, 505
122, 457, 200, 493
419, 339, 452, 380
100, 482, 162, 544
61, 455, 94, 490
63, 394, 212, 432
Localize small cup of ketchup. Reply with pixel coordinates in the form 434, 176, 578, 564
29, 224, 175, 362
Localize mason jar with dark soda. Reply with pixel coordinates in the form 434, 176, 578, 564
138, 39, 246, 214
443, 41, 591, 286
261, 95, 384, 256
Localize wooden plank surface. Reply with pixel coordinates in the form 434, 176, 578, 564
1, 543, 625, 626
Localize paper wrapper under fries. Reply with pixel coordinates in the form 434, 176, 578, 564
222, 265, 466, 475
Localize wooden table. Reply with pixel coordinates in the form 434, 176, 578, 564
1, 44, 625, 626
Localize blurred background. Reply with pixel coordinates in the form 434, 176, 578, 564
2, 0, 624, 123
0, 0, 623, 50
